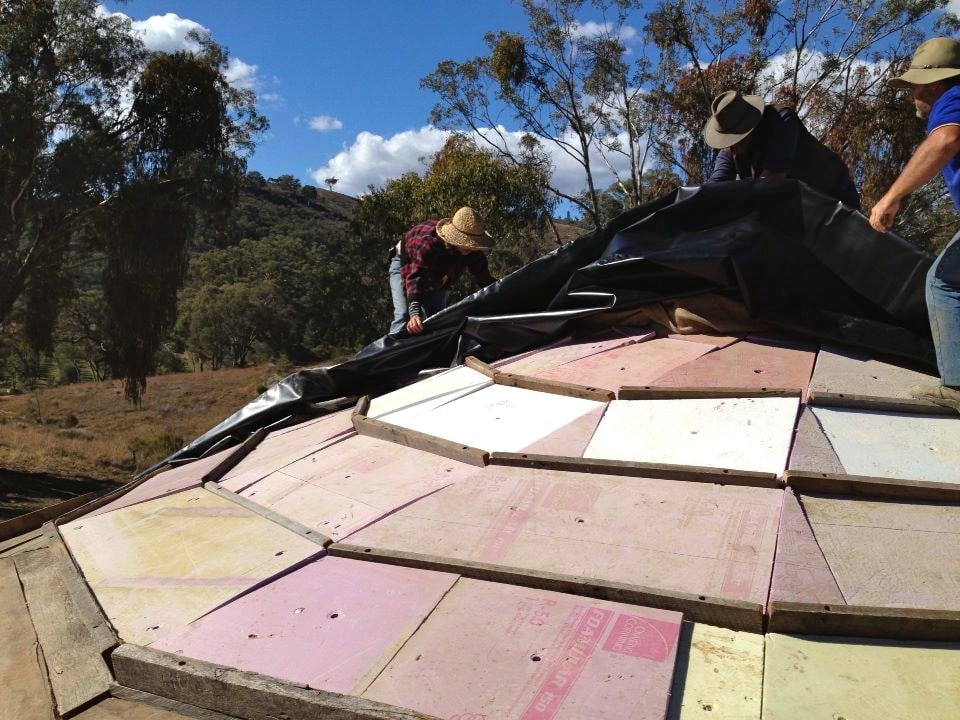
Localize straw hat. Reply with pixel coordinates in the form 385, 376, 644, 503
436, 206, 494, 252
889, 37, 960, 88
703, 90, 766, 149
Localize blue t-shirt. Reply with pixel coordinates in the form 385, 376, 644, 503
928, 84, 960, 211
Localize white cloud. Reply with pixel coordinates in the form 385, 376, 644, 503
128, 12, 207, 53
309, 124, 635, 199
224, 57, 259, 90
309, 115, 344, 132
568, 20, 638, 42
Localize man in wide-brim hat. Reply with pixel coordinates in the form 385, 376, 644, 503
870, 37, 960, 408
703, 89, 860, 209
388, 206, 495, 336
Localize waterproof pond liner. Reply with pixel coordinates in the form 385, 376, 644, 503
156, 179, 935, 473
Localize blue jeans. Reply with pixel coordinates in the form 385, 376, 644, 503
927, 230, 960, 387
388, 255, 447, 335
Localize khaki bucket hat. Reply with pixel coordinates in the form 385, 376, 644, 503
436, 206, 494, 252
889, 37, 960, 88
703, 90, 766, 149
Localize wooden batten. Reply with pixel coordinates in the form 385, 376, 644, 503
0, 491, 98, 542
494, 371, 615, 401
203, 482, 332, 547
352, 415, 489, 468
111, 644, 442, 720
768, 601, 960, 641
463, 356, 498, 378
786, 470, 960, 503
808, 390, 956, 416
619, 386, 802, 400
329, 542, 764, 633
201, 428, 269, 485
352, 395, 372, 421
489, 452, 782, 489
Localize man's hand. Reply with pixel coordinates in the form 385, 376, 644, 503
406, 315, 424, 334
870, 193, 902, 233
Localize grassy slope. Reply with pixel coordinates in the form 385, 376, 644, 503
0, 364, 294, 483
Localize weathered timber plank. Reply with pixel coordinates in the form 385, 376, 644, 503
767, 601, 960, 641
202, 482, 331, 547
619, 386, 801, 400
352, 395, 371, 421
111, 645, 441, 720
489, 452, 781, 488
14, 539, 114, 717
0, 528, 46, 558
352, 415, 489, 467
809, 390, 956, 415
786, 470, 960, 503
75, 696, 226, 720
463, 356, 497, 378
0, 557, 56, 720
0, 492, 99, 542
199, 428, 268, 485
329, 542, 764, 632
493, 371, 615, 401
110, 686, 241, 720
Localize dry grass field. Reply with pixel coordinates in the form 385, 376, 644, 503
0, 363, 299, 485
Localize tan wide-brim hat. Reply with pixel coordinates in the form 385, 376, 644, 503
703, 90, 765, 149
889, 37, 960, 88
436, 206, 494, 252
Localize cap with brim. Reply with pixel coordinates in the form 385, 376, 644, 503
436, 206, 494, 252
703, 90, 765, 149
889, 37, 960, 88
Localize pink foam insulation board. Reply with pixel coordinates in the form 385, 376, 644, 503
786, 406, 845, 474
533, 338, 714, 391
810, 345, 940, 400
385, 384, 607, 454
219, 414, 355, 492
497, 331, 655, 375
584, 398, 799, 475
519, 404, 607, 456
87, 446, 236, 518
648, 340, 816, 391
346, 466, 781, 605
270, 407, 354, 437
769, 489, 844, 606
363, 577, 682, 720
801, 493, 960, 610
367, 365, 492, 421
666, 333, 742, 347
236, 434, 480, 540
60, 488, 322, 646
150, 555, 458, 695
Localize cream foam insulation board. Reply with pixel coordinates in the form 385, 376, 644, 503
236, 433, 480, 541
668, 623, 763, 720
800, 493, 960, 610
345, 465, 782, 605
366, 365, 492, 421
220, 411, 355, 492
812, 406, 960, 483
363, 577, 683, 720
584, 398, 800, 475
762, 633, 960, 720
381, 383, 607, 454
61, 488, 322, 646
810, 345, 940, 400
150, 555, 458, 696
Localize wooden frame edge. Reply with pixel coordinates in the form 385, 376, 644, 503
353, 415, 489, 467
463, 355, 498, 379
490, 452, 781, 489
768, 601, 960, 641
809, 390, 956, 416
110, 644, 441, 720
0, 491, 98, 542
494, 371, 614, 402
618, 386, 802, 400
110, 684, 240, 720
203, 482, 332, 547
329, 543, 763, 633
786, 470, 960, 503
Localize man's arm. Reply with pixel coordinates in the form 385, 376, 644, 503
706, 148, 737, 183
870, 124, 960, 232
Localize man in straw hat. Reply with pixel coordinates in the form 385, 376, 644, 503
704, 90, 860, 209
870, 37, 960, 407
389, 206, 495, 336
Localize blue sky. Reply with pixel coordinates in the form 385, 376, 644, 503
105, 1, 536, 195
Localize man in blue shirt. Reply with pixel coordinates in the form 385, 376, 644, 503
704, 90, 860, 209
870, 37, 960, 407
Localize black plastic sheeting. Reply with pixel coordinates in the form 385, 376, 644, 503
153, 179, 935, 474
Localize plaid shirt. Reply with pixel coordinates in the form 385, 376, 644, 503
399, 220, 493, 303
